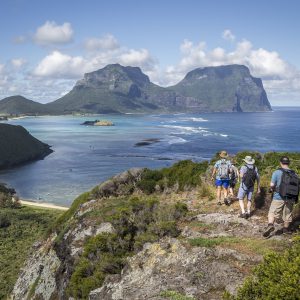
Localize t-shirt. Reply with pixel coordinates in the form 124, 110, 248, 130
214, 159, 231, 180
271, 169, 286, 200
239, 164, 259, 191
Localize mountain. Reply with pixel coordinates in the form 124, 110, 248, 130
171, 64, 271, 112
0, 123, 53, 169
0, 95, 51, 115
46, 64, 182, 114
48, 64, 271, 113
0, 64, 272, 114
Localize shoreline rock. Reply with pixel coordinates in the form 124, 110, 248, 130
81, 119, 115, 126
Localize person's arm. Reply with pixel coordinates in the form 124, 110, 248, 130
269, 171, 277, 192
211, 167, 216, 181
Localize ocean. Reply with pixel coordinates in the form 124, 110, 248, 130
0, 107, 299, 206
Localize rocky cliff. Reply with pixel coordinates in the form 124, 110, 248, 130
11, 153, 299, 300
0, 123, 53, 169
48, 64, 271, 113
171, 65, 271, 112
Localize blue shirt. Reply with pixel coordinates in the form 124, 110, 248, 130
214, 159, 231, 180
271, 169, 285, 200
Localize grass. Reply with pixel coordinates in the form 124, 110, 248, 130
0, 206, 62, 299
188, 236, 289, 256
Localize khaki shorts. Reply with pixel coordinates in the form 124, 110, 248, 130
268, 199, 295, 223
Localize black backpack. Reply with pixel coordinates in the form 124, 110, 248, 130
278, 168, 299, 202
242, 165, 257, 189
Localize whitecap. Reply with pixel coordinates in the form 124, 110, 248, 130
167, 137, 187, 144
181, 117, 209, 122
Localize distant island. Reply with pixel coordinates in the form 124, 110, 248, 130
0, 64, 271, 115
81, 120, 114, 126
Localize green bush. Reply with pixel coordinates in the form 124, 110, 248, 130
225, 235, 300, 300
67, 196, 186, 298
0, 212, 11, 228
137, 160, 208, 194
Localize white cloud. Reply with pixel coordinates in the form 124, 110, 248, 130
33, 51, 88, 78
2, 30, 300, 105
11, 58, 27, 68
85, 34, 119, 51
222, 29, 235, 41
34, 21, 73, 45
119, 49, 156, 71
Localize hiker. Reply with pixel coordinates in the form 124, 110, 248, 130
263, 156, 299, 237
229, 161, 239, 200
211, 150, 231, 205
238, 156, 260, 218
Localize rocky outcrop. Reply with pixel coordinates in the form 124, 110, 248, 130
12, 236, 61, 300
0, 123, 53, 169
81, 120, 115, 126
89, 237, 260, 300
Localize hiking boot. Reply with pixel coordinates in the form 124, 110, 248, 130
263, 224, 275, 238
239, 213, 246, 218
282, 227, 291, 235
245, 212, 250, 219
217, 201, 222, 206
224, 198, 230, 206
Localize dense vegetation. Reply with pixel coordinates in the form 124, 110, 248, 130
4, 151, 300, 299
224, 235, 300, 300
0, 123, 52, 169
0, 206, 62, 299
67, 196, 188, 298
137, 160, 209, 194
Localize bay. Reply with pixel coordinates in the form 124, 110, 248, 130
0, 107, 299, 206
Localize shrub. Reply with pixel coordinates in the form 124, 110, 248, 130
137, 160, 209, 194
225, 235, 300, 300
67, 196, 186, 297
0, 213, 11, 228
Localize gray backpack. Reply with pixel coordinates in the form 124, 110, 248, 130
217, 160, 229, 179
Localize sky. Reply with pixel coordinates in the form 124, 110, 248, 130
0, 0, 300, 106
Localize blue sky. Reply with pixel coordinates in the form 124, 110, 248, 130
1, 0, 300, 105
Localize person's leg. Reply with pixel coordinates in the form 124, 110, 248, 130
263, 200, 284, 237
215, 179, 222, 204
237, 187, 246, 215
246, 191, 253, 217
282, 200, 294, 229
223, 180, 230, 205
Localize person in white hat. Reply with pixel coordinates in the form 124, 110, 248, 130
237, 155, 260, 218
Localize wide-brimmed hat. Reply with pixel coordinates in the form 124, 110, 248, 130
219, 150, 228, 158
243, 155, 255, 165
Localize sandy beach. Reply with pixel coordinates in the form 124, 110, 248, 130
20, 199, 69, 211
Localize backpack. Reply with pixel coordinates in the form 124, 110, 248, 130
278, 168, 299, 202
242, 165, 257, 189
217, 160, 230, 179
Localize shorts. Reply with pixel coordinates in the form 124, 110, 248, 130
215, 179, 230, 188
268, 199, 294, 223
229, 180, 236, 188
238, 187, 253, 201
